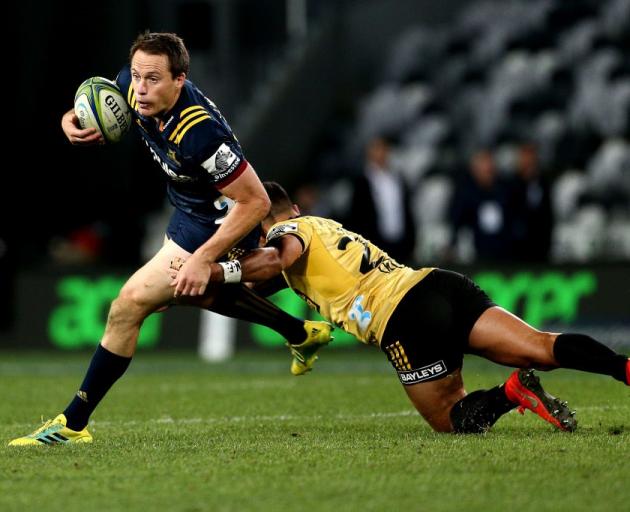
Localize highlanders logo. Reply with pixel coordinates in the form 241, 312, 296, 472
167, 149, 180, 165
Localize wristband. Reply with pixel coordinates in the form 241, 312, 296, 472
218, 260, 242, 283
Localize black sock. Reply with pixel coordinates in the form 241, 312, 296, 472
210, 284, 306, 344
553, 333, 628, 383
64, 344, 131, 431
449, 386, 517, 434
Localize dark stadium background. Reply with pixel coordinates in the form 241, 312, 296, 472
3, 0, 629, 352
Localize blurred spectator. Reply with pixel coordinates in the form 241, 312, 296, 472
49, 223, 107, 265
293, 183, 320, 215
449, 149, 512, 263
508, 143, 553, 262
344, 136, 416, 264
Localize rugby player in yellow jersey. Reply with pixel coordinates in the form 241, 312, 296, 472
203, 182, 629, 434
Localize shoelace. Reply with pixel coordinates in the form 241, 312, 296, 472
31, 416, 54, 437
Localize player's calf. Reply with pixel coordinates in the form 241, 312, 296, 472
553, 333, 629, 385
403, 370, 467, 432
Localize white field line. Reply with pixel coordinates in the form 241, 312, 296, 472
6, 410, 419, 429
6, 405, 629, 430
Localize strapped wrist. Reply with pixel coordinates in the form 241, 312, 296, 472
218, 260, 242, 283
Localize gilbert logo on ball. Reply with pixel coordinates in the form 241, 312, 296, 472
74, 77, 131, 143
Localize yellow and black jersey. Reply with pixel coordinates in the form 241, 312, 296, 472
116, 66, 246, 224
266, 216, 434, 346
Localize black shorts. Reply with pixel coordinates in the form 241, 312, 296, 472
166, 207, 261, 259
381, 269, 495, 385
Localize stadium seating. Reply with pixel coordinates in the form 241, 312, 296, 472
326, 0, 629, 264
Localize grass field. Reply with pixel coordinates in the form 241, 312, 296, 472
1, 349, 628, 512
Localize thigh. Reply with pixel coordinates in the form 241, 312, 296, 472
381, 270, 490, 385
381, 293, 463, 387
468, 307, 558, 369
403, 369, 466, 432
122, 239, 192, 311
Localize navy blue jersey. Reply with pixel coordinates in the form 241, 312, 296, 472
116, 66, 247, 224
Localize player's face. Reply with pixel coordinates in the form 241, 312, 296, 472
131, 50, 185, 118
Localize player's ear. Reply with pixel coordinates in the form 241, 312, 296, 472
174, 73, 186, 88
292, 204, 301, 216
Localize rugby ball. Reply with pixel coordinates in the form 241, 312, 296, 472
74, 77, 131, 143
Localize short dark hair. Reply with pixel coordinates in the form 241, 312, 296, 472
129, 31, 189, 77
263, 181, 294, 217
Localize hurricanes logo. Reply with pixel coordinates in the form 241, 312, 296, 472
77, 390, 89, 403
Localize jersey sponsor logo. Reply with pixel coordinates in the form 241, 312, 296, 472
397, 360, 447, 385
348, 295, 372, 333
144, 140, 193, 182
266, 223, 298, 241
201, 143, 241, 178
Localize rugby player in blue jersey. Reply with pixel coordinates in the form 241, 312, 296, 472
9, 33, 331, 446
198, 182, 629, 434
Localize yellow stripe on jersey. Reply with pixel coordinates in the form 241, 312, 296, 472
174, 114, 211, 145
127, 85, 138, 110
266, 216, 434, 346
168, 106, 210, 144
180, 105, 205, 117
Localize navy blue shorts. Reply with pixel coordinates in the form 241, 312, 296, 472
381, 269, 496, 386
166, 208, 261, 260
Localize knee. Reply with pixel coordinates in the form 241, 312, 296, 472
108, 286, 152, 324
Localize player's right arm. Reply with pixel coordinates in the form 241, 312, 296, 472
207, 232, 303, 284
264, 233, 304, 272
61, 108, 104, 145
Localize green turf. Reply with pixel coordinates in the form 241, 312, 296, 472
1, 350, 628, 512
